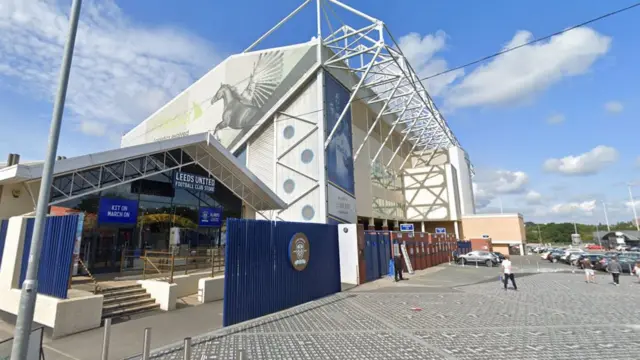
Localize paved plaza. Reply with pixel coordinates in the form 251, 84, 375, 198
134, 259, 640, 360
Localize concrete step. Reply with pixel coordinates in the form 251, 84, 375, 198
100, 283, 141, 294
103, 292, 151, 305
102, 287, 147, 299
102, 302, 160, 319
103, 297, 156, 312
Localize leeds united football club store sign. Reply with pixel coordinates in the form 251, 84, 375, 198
289, 233, 310, 271
173, 171, 216, 193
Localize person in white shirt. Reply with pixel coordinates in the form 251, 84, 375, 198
501, 255, 517, 290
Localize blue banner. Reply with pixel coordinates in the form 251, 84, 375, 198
97, 198, 138, 225
174, 171, 216, 193
325, 73, 355, 196
199, 207, 222, 227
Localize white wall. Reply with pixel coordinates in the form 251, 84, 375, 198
448, 146, 475, 215
337, 224, 359, 284
0, 182, 38, 218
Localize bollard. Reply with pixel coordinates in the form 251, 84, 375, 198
629, 264, 632, 276
183, 337, 191, 360
101, 318, 111, 360
536, 262, 540, 273
142, 328, 152, 360
475, 261, 478, 269
237, 349, 247, 360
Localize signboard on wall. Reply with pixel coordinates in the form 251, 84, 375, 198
174, 171, 216, 193
435, 227, 446, 234
97, 198, 139, 225
199, 207, 222, 227
327, 184, 357, 223
325, 73, 355, 196
400, 224, 414, 232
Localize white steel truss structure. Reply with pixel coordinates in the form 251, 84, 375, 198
246, 0, 472, 172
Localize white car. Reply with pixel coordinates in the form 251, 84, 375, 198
561, 249, 583, 263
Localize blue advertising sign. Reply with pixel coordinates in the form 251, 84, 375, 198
324, 74, 355, 196
399, 223, 414, 232
173, 171, 215, 193
199, 207, 222, 227
98, 198, 138, 225
435, 227, 446, 234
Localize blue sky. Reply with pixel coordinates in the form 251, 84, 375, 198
0, 0, 639, 224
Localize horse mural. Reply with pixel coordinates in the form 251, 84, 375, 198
210, 50, 285, 145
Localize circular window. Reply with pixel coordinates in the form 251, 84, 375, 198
300, 149, 314, 164
283, 179, 295, 194
301, 205, 315, 221
283, 125, 295, 140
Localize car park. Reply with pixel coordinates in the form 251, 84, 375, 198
576, 253, 604, 269
492, 252, 505, 263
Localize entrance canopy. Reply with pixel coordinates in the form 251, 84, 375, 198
0, 132, 285, 211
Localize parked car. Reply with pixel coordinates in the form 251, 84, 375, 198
561, 249, 584, 264
576, 254, 604, 269
586, 244, 604, 250
618, 252, 640, 273
492, 252, 505, 263
548, 250, 566, 263
567, 251, 586, 265
615, 244, 631, 252
458, 251, 499, 267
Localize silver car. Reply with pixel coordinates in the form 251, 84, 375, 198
458, 251, 499, 267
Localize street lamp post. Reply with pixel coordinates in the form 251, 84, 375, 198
10, 1, 82, 359
602, 201, 611, 232
628, 184, 640, 232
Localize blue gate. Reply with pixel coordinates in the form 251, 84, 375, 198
19, 214, 82, 299
0, 219, 8, 268
364, 232, 392, 282
223, 219, 341, 327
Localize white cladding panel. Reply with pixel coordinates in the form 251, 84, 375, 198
247, 121, 274, 189
121, 43, 316, 152
353, 126, 373, 217
448, 147, 475, 215
403, 166, 449, 220
274, 78, 323, 223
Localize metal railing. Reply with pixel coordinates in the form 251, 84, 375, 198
119, 247, 225, 283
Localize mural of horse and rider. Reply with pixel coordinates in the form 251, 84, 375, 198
121, 43, 317, 150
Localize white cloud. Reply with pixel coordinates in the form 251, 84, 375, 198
472, 169, 529, 210
550, 200, 597, 215
0, 0, 218, 139
546, 113, 565, 125
398, 31, 464, 97
625, 199, 640, 209
445, 27, 611, 109
604, 101, 623, 114
525, 190, 542, 204
79, 120, 107, 136
543, 145, 618, 175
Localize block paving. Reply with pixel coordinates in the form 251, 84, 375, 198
132, 271, 640, 360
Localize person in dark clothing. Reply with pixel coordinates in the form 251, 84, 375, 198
607, 256, 622, 286
452, 249, 459, 264
394, 255, 404, 282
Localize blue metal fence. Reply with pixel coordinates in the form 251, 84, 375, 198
223, 219, 341, 327
457, 241, 472, 254
19, 215, 81, 299
363, 232, 392, 282
0, 219, 8, 268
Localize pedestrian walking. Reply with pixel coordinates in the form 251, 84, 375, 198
582, 257, 596, 283
501, 255, 517, 290
606, 256, 622, 286
452, 249, 459, 264
394, 254, 404, 282
633, 260, 640, 284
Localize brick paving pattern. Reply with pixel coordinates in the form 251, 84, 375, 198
136, 271, 640, 360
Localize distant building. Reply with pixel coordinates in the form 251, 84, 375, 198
592, 230, 640, 248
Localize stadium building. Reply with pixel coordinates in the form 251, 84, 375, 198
0, 0, 526, 277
